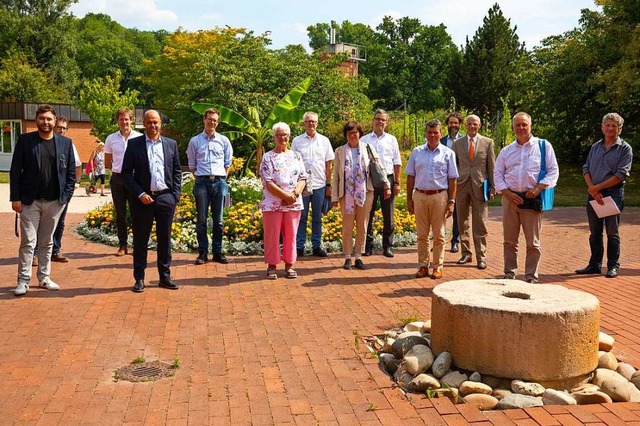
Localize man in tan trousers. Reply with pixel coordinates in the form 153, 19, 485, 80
452, 115, 495, 270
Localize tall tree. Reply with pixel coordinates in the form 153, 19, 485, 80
0, 51, 68, 102
453, 3, 525, 124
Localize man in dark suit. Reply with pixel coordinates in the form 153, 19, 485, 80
10, 104, 76, 296
452, 115, 496, 269
440, 112, 464, 253
122, 110, 182, 292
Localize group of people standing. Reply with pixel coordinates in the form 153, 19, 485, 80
9, 104, 632, 295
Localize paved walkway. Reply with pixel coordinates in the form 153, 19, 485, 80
0, 206, 639, 425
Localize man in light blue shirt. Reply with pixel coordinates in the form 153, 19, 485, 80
187, 108, 233, 265
406, 119, 458, 280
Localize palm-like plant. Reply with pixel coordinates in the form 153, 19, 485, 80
192, 77, 311, 174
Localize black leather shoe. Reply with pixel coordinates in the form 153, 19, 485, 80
343, 259, 352, 270
159, 277, 179, 290
575, 265, 601, 275
363, 248, 373, 257
354, 259, 366, 270
383, 248, 394, 258
477, 261, 487, 270
605, 268, 618, 278
132, 280, 145, 293
312, 247, 328, 257
212, 253, 229, 264
450, 243, 459, 253
457, 254, 472, 264
195, 253, 207, 265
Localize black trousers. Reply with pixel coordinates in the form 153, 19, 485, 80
366, 174, 396, 251
131, 192, 176, 281
111, 173, 131, 247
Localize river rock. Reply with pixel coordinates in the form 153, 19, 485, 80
483, 375, 512, 390
616, 362, 636, 380
571, 390, 613, 404
592, 368, 628, 387
600, 378, 640, 402
380, 337, 395, 353
459, 381, 492, 396
469, 372, 482, 382
440, 371, 468, 388
379, 353, 401, 375
599, 331, 615, 351
542, 389, 576, 405
395, 364, 414, 390
397, 331, 422, 339
633, 370, 640, 380
511, 380, 545, 397
631, 376, 640, 391
403, 344, 434, 375
392, 336, 429, 359
409, 373, 440, 392
421, 320, 432, 333
492, 389, 511, 400
463, 394, 499, 410
571, 383, 601, 393
404, 321, 425, 332
496, 393, 543, 410
431, 352, 452, 378
598, 351, 618, 370
385, 329, 399, 339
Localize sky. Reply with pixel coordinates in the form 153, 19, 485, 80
70, 0, 600, 50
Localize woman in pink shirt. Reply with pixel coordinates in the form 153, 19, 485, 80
260, 122, 307, 279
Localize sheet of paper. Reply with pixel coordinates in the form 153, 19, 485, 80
589, 196, 621, 218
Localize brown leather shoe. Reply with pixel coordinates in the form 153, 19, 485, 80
116, 246, 127, 257
52, 253, 69, 263
415, 266, 430, 278
431, 268, 443, 279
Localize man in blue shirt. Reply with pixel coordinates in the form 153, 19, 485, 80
576, 113, 633, 278
406, 119, 458, 280
187, 108, 233, 265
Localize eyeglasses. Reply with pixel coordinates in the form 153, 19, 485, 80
275, 133, 290, 138
373, 118, 387, 123
205, 118, 219, 123
56, 126, 68, 131
304, 120, 317, 124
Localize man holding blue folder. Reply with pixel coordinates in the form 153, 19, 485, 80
452, 115, 495, 270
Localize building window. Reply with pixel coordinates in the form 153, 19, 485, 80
1, 120, 21, 154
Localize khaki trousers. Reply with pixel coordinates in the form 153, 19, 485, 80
340, 191, 374, 258
414, 191, 447, 268
501, 196, 543, 280
18, 200, 66, 284
456, 182, 489, 261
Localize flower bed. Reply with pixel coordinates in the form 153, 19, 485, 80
77, 177, 418, 255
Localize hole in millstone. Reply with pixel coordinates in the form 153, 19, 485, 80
502, 291, 531, 300
115, 361, 176, 382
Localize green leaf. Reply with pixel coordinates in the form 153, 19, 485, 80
264, 76, 312, 128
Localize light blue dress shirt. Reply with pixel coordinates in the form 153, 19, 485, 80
187, 131, 233, 176
405, 142, 459, 190
146, 137, 167, 191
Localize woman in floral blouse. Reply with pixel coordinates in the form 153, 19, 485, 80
332, 121, 390, 270
260, 122, 307, 279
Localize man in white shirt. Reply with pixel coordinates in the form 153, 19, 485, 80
105, 107, 142, 256
291, 111, 334, 257
361, 109, 402, 258
494, 112, 559, 283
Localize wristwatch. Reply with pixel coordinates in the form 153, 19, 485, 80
448, 199, 456, 204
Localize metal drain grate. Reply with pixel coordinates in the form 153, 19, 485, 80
115, 361, 176, 382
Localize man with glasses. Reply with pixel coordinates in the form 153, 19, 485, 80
187, 108, 233, 265
291, 111, 334, 257
362, 109, 402, 258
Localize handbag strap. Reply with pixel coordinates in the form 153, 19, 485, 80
537, 139, 547, 183
365, 143, 377, 163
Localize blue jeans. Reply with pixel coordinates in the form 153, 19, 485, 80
296, 186, 325, 251
586, 187, 624, 270
194, 177, 227, 255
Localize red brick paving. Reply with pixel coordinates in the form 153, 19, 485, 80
0, 206, 638, 425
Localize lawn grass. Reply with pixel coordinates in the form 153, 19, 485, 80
1, 163, 638, 206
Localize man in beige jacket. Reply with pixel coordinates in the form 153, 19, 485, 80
452, 115, 495, 270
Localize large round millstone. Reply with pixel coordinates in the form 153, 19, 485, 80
431, 279, 600, 383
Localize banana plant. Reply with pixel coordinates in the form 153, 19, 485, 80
192, 76, 311, 175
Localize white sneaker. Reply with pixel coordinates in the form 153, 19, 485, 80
15, 282, 29, 296
39, 278, 60, 291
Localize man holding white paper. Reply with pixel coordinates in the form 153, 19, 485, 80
576, 113, 633, 279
